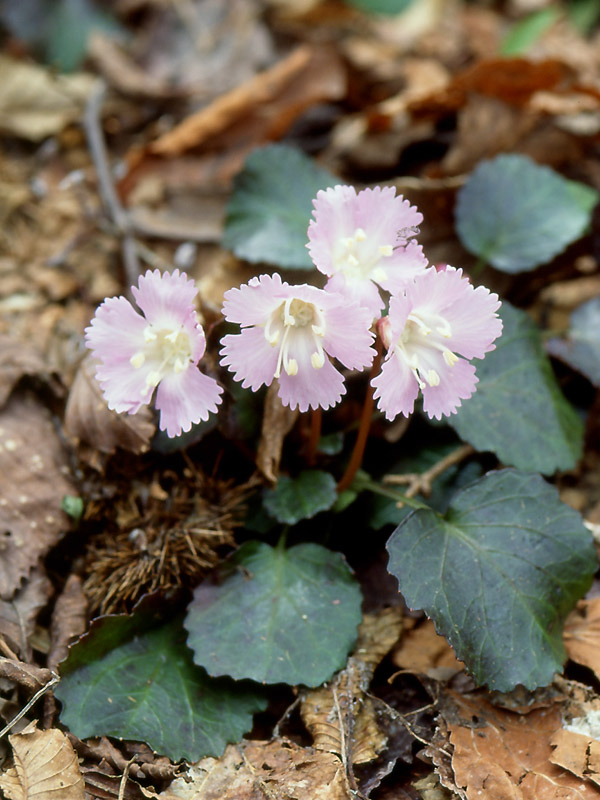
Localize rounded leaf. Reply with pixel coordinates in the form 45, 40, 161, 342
456, 154, 598, 272
387, 469, 596, 691
185, 541, 362, 686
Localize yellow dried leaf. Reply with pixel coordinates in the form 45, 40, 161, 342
0, 56, 95, 141
0, 725, 85, 800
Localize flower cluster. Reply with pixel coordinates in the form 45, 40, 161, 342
85, 185, 501, 437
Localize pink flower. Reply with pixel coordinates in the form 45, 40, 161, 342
220, 273, 375, 412
372, 267, 502, 420
307, 185, 428, 317
85, 269, 223, 437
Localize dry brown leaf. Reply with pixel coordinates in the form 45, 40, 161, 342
0, 56, 95, 141
549, 728, 600, 789
148, 45, 343, 157
0, 335, 59, 409
64, 354, 155, 457
120, 44, 346, 197
0, 724, 85, 800
392, 617, 464, 677
47, 574, 88, 671
301, 609, 404, 765
0, 659, 53, 694
0, 567, 52, 659
160, 739, 348, 800
442, 689, 598, 799
563, 598, 600, 683
409, 57, 568, 118
255, 383, 299, 484
0, 392, 75, 599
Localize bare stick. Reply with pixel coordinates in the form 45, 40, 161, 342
0, 673, 60, 739
84, 80, 140, 289
384, 443, 475, 501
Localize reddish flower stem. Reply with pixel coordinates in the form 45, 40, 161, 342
337, 341, 382, 494
305, 407, 322, 467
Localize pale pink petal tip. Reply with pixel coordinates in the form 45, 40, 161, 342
372, 267, 502, 421
220, 272, 375, 412
307, 184, 427, 314
85, 270, 221, 437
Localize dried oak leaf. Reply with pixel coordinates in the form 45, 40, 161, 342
0, 723, 85, 800
160, 739, 347, 800
392, 617, 464, 678
563, 598, 600, 682
0, 55, 95, 141
550, 729, 600, 789
441, 689, 598, 799
301, 609, 405, 766
0, 566, 53, 658
47, 574, 88, 671
64, 354, 154, 457
0, 392, 74, 599
0, 335, 59, 409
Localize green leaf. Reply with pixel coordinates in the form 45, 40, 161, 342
547, 297, 600, 387
263, 470, 338, 524
343, 0, 415, 15
455, 154, 598, 272
56, 611, 266, 761
500, 8, 560, 55
185, 541, 362, 686
47, 0, 123, 72
387, 468, 596, 691
449, 302, 583, 473
61, 495, 83, 521
223, 145, 336, 270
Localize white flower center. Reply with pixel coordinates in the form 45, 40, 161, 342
392, 309, 458, 391
130, 323, 193, 395
264, 297, 326, 378
333, 227, 396, 284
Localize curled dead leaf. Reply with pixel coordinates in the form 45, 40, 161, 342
64, 354, 155, 458
256, 383, 299, 484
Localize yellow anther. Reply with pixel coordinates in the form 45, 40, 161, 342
130, 352, 145, 369
311, 351, 325, 369
285, 359, 298, 376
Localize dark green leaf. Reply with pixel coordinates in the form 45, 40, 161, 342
263, 470, 338, 524
223, 145, 336, 269
449, 302, 583, 473
547, 297, 600, 387
387, 468, 596, 691
47, 0, 123, 72
185, 541, 362, 686
56, 612, 266, 761
456, 154, 598, 272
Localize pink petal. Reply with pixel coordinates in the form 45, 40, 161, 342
324, 273, 384, 318
222, 273, 285, 326
85, 296, 146, 358
155, 367, 223, 437
372, 353, 420, 420
321, 297, 375, 370
220, 327, 279, 391
132, 269, 198, 329
277, 356, 345, 412
421, 359, 478, 420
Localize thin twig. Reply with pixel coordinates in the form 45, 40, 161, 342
83, 80, 140, 289
118, 756, 136, 800
0, 673, 60, 740
383, 443, 475, 501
